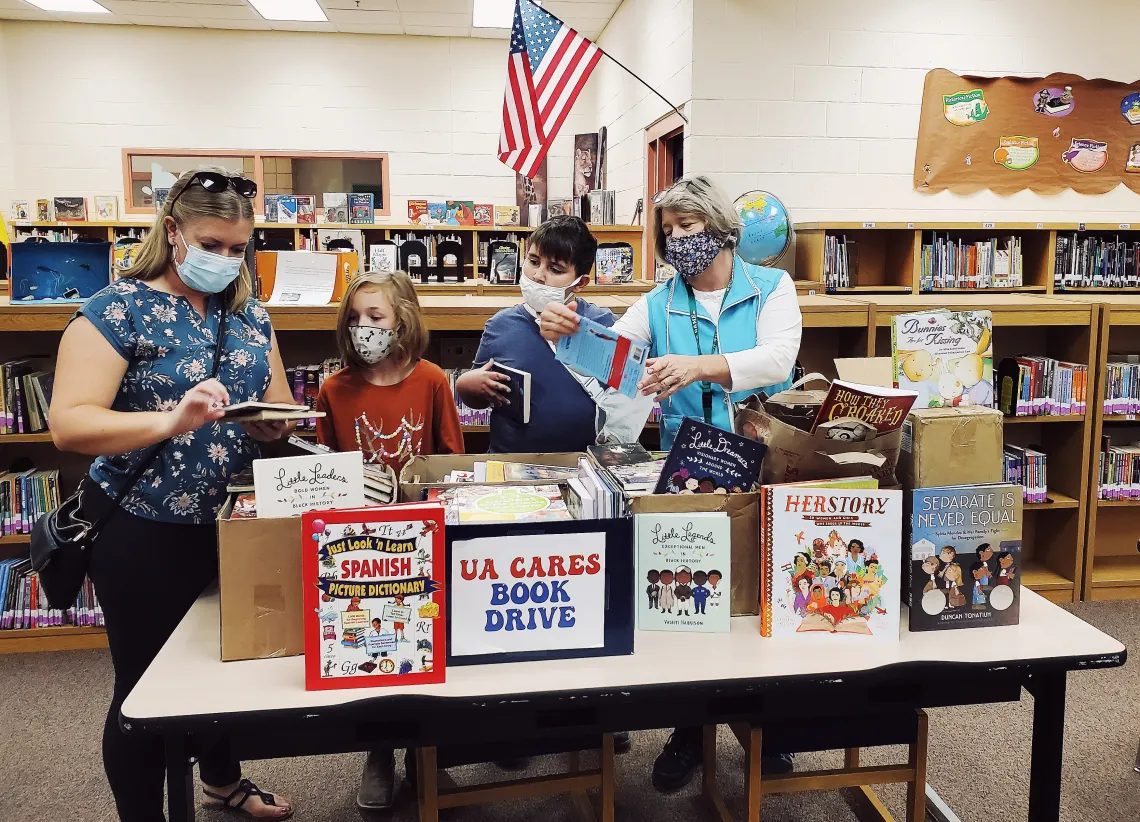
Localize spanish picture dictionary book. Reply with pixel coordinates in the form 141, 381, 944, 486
555, 315, 648, 399
303, 503, 446, 691
908, 483, 1022, 631
761, 482, 902, 639
653, 417, 767, 495
891, 309, 993, 409
636, 511, 730, 633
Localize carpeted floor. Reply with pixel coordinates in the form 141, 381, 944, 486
1, 598, 1137, 822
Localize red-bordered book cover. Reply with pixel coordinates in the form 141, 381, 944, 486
303, 503, 446, 691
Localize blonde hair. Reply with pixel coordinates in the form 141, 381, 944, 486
336, 270, 428, 370
121, 165, 255, 313
652, 174, 742, 263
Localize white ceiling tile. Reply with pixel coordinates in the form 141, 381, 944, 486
170, 2, 254, 17
322, 0, 397, 9
102, 0, 162, 12
0, 8, 57, 18
194, 16, 270, 28
267, 20, 335, 31
124, 15, 202, 25
397, 0, 467, 12
403, 24, 469, 36
333, 22, 403, 33
52, 11, 132, 23
118, 2, 184, 17
400, 10, 467, 26
324, 8, 400, 24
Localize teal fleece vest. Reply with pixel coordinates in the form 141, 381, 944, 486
646, 256, 794, 449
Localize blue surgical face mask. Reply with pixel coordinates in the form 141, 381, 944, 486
174, 231, 244, 294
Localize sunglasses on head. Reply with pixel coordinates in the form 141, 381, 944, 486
168, 171, 258, 211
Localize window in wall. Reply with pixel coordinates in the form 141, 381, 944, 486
122, 150, 390, 217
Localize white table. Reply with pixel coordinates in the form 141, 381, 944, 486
123, 588, 1125, 822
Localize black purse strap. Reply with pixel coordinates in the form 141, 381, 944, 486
88, 306, 228, 533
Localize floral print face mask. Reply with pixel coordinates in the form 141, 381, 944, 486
664, 231, 726, 279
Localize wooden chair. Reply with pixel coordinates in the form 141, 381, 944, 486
415, 733, 615, 822
702, 710, 929, 822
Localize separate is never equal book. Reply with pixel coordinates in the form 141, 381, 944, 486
636, 512, 730, 633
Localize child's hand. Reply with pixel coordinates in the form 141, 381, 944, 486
468, 361, 512, 407
243, 419, 293, 442
538, 300, 580, 342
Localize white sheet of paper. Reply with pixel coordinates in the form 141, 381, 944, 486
450, 532, 606, 657
267, 251, 338, 306
252, 451, 365, 518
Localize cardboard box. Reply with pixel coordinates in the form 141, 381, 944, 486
897, 406, 1003, 490
629, 493, 761, 617
398, 453, 583, 502
216, 496, 305, 662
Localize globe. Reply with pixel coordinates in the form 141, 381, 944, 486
733, 190, 792, 266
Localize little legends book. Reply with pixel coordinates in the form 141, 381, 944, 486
908, 483, 1022, 632
303, 503, 446, 691
636, 512, 730, 633
761, 483, 902, 639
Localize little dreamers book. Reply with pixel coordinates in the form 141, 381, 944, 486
302, 503, 446, 691
654, 418, 767, 495
636, 512, 731, 633
761, 484, 902, 639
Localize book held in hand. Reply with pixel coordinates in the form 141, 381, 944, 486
653, 418, 767, 495
489, 362, 530, 425
221, 401, 326, 422
761, 481, 901, 639
555, 315, 648, 398
637, 512, 730, 632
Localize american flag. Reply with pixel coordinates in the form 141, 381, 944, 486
498, 0, 602, 178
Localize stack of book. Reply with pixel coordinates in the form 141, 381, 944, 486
587, 190, 616, 225
2, 358, 54, 434
920, 234, 1023, 290
1054, 234, 1140, 289
995, 356, 1088, 417
1103, 357, 1140, 414
426, 483, 574, 525
1, 468, 60, 535
1002, 445, 1047, 503
1098, 440, 1140, 500
287, 359, 341, 431
0, 561, 103, 630
823, 234, 855, 290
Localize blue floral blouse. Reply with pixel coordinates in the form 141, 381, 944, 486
78, 279, 274, 524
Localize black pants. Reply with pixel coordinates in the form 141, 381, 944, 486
86, 482, 241, 822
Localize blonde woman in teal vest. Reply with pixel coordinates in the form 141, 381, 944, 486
539, 174, 802, 451
538, 175, 802, 789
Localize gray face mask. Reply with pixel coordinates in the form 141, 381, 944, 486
350, 325, 395, 364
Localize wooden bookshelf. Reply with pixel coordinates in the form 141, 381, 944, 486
867, 294, 1097, 602
0, 625, 108, 655
794, 221, 1140, 296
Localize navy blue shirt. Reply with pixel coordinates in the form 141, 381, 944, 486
474, 301, 615, 453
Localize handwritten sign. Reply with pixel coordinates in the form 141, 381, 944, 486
450, 533, 606, 656
252, 451, 365, 518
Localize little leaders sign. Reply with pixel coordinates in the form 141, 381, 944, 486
450, 532, 606, 656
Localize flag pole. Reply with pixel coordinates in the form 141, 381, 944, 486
598, 50, 689, 124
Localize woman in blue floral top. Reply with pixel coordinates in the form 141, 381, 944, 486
51, 167, 295, 820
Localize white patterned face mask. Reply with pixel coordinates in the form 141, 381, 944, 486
349, 325, 395, 364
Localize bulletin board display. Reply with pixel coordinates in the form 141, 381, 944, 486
914, 68, 1140, 195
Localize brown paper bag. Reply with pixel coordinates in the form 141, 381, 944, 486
629, 493, 760, 616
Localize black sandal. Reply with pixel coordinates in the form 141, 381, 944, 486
202, 778, 293, 819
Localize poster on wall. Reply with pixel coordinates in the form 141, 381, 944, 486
573, 133, 600, 199
915, 68, 1140, 195
515, 157, 547, 226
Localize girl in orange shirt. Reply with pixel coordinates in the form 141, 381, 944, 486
316, 271, 463, 474
316, 270, 463, 811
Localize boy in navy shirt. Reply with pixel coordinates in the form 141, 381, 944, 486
458, 215, 613, 453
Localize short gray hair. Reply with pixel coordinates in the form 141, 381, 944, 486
652, 175, 742, 263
